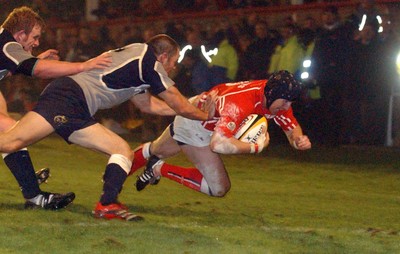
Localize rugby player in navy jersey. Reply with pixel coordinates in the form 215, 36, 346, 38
0, 33, 215, 221
0, 6, 112, 210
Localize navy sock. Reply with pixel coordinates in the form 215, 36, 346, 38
3, 150, 41, 199
100, 163, 127, 205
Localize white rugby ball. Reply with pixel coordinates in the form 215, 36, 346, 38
234, 114, 267, 144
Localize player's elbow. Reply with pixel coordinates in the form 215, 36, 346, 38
33, 67, 52, 79
210, 139, 237, 154
209, 140, 223, 154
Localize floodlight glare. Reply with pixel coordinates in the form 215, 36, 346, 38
301, 72, 309, 80
303, 59, 311, 68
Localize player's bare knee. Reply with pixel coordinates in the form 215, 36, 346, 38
113, 142, 133, 160
210, 184, 231, 197
1, 141, 22, 153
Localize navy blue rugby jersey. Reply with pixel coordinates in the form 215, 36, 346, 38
69, 43, 175, 116
0, 27, 38, 80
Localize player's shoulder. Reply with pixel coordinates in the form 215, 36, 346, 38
0, 28, 17, 49
110, 43, 147, 56
217, 79, 266, 90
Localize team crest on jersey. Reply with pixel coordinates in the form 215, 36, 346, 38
53, 115, 68, 126
227, 121, 236, 131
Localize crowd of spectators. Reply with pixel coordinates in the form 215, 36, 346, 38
2, 0, 400, 146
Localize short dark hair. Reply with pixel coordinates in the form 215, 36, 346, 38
146, 34, 180, 58
1, 6, 45, 35
323, 5, 338, 15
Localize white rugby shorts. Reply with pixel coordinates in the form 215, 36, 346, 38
171, 115, 213, 147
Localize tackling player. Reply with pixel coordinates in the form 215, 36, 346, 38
0, 34, 214, 221
133, 70, 311, 197
0, 6, 112, 210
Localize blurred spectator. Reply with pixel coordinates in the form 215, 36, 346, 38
98, 25, 116, 50
250, 0, 270, 7
92, 0, 139, 19
54, 28, 72, 61
302, 15, 320, 33
346, 21, 386, 145
245, 21, 279, 79
66, 26, 101, 62
165, 21, 186, 46
236, 33, 253, 80
181, 29, 212, 93
142, 27, 158, 42
227, 0, 248, 9
208, 29, 239, 85
268, 24, 305, 76
164, 0, 196, 13
47, 0, 85, 22
172, 51, 200, 98
309, 5, 352, 146
3, 75, 41, 114
298, 16, 320, 55
123, 26, 143, 45
240, 13, 260, 37
139, 0, 164, 17
344, 0, 380, 39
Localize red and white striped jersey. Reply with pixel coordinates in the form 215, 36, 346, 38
199, 80, 298, 138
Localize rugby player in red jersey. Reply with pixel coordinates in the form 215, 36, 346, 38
133, 70, 311, 197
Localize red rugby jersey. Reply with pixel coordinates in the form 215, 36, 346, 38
199, 80, 298, 138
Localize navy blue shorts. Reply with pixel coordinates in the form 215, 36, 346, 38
33, 77, 97, 143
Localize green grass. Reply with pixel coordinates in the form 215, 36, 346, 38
0, 136, 399, 253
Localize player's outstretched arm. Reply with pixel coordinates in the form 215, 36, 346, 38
130, 91, 176, 116
285, 125, 311, 150
32, 52, 112, 79
210, 131, 269, 155
158, 86, 210, 121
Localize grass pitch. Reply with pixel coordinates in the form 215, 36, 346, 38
0, 135, 399, 253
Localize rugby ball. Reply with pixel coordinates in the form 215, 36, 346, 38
234, 114, 267, 144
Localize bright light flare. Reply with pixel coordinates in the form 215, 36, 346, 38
301, 72, 309, 80
303, 59, 311, 68
178, 45, 192, 63
201, 45, 218, 63
359, 14, 367, 31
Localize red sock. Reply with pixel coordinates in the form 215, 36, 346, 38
129, 145, 147, 175
160, 163, 204, 192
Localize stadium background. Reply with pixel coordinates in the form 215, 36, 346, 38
1, 0, 400, 146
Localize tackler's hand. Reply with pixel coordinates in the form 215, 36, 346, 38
82, 52, 113, 71
193, 90, 218, 120
37, 49, 60, 60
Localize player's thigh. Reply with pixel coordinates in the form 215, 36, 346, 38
151, 126, 181, 158
0, 111, 54, 151
0, 92, 8, 115
69, 123, 132, 159
181, 145, 230, 188
0, 92, 16, 132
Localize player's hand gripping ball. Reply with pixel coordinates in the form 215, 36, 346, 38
234, 114, 268, 144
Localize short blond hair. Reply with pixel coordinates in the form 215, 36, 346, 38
1, 6, 45, 35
